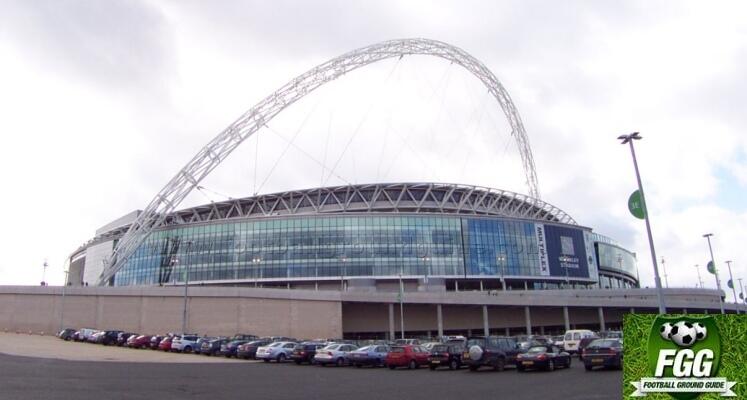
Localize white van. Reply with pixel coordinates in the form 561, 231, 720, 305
562, 329, 596, 353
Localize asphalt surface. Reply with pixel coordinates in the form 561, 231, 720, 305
0, 352, 622, 400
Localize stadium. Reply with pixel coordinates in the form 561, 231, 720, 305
3, 39, 731, 340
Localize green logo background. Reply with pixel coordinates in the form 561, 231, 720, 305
648, 316, 721, 400
624, 314, 746, 399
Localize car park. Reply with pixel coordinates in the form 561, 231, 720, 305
291, 342, 327, 364
516, 345, 571, 372
257, 341, 298, 363
463, 336, 521, 372
57, 328, 76, 341
577, 334, 601, 360
386, 345, 430, 369
428, 343, 464, 370
562, 330, 596, 354
171, 334, 200, 353
236, 339, 270, 359
346, 344, 389, 368
582, 339, 623, 371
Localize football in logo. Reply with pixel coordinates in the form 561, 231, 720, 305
660, 322, 673, 340
670, 321, 697, 347
693, 321, 707, 341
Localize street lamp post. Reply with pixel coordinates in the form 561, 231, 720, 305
618, 132, 666, 314
695, 264, 704, 288
660, 257, 669, 288
703, 233, 725, 314
725, 260, 738, 314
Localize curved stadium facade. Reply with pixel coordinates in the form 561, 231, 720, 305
68, 183, 639, 292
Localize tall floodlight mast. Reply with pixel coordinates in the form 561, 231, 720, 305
97, 38, 540, 285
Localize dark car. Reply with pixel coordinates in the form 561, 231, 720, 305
516, 345, 571, 372
58, 328, 76, 341
463, 336, 521, 372
193, 337, 215, 355
230, 334, 259, 342
290, 342, 327, 364
428, 343, 465, 370
116, 332, 137, 347
149, 335, 165, 350
202, 338, 230, 356
237, 339, 272, 359
577, 335, 601, 360
100, 330, 123, 346
583, 339, 623, 371
221, 340, 248, 358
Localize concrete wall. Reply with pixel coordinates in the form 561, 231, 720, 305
0, 288, 343, 339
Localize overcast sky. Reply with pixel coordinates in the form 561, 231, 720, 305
0, 0, 745, 300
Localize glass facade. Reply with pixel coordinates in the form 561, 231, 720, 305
595, 242, 638, 279
112, 214, 615, 287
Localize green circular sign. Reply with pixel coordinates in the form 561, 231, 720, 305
628, 190, 646, 219
707, 261, 716, 275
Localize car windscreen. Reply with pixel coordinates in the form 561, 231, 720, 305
390, 347, 405, 353
527, 346, 548, 354
466, 338, 485, 348
432, 345, 449, 352
588, 339, 620, 348
356, 345, 373, 352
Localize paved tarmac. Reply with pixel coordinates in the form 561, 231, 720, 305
0, 338, 623, 400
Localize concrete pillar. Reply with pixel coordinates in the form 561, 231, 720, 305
436, 304, 443, 338
388, 303, 395, 340
467, 329, 472, 337
540, 326, 545, 335
563, 306, 570, 332
505, 327, 510, 336
525, 306, 532, 335
704, 309, 709, 315
598, 307, 606, 332
630, 307, 635, 314
482, 305, 489, 336
455, 281, 459, 292
682, 309, 688, 315
480, 281, 484, 291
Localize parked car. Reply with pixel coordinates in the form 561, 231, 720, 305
516, 345, 571, 372
428, 343, 465, 370
116, 332, 137, 347
386, 345, 430, 369
221, 340, 250, 358
582, 339, 623, 371
149, 335, 165, 350
291, 342, 327, 364
313, 343, 357, 366
257, 342, 298, 363
90, 331, 105, 343
100, 330, 123, 346
171, 334, 200, 353
128, 335, 153, 349
202, 338, 231, 356
463, 336, 521, 372
577, 334, 602, 360
158, 336, 173, 351
347, 345, 390, 368
562, 330, 596, 354
237, 339, 273, 359
194, 337, 215, 355
393, 338, 420, 346
58, 328, 76, 341
551, 335, 565, 347
230, 334, 259, 342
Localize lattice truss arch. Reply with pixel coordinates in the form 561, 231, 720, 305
99, 38, 541, 285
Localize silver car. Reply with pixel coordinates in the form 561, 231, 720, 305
256, 341, 297, 362
313, 343, 358, 366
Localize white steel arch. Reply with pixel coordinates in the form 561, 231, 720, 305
98, 38, 540, 285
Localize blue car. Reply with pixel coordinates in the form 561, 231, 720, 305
346, 344, 390, 367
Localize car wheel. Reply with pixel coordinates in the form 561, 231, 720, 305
184, 346, 192, 354
388, 364, 396, 370
294, 360, 302, 365
449, 360, 458, 370
585, 364, 593, 371
547, 360, 555, 372
469, 365, 479, 372
566, 358, 572, 368
517, 366, 525, 372
408, 360, 417, 370
263, 359, 269, 363
277, 353, 286, 363
429, 364, 437, 371
335, 357, 344, 367
493, 357, 505, 372
355, 364, 362, 368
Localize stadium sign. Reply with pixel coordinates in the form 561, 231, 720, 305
627, 315, 737, 398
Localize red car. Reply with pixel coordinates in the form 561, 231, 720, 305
128, 335, 153, 349
158, 337, 173, 351
386, 345, 430, 369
